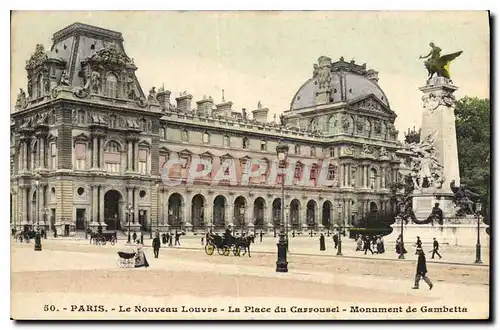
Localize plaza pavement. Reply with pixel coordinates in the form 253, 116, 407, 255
10, 237, 490, 320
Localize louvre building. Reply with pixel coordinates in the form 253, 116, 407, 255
10, 22, 406, 236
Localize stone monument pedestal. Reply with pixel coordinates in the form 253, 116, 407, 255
412, 191, 455, 221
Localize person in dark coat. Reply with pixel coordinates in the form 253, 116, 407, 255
259, 231, 263, 242
162, 233, 167, 245
319, 233, 326, 251
415, 236, 422, 254
292, 230, 295, 238
412, 247, 433, 290
152, 233, 161, 258
431, 238, 442, 259
174, 231, 181, 246
333, 232, 339, 249
363, 235, 374, 255
132, 231, 137, 243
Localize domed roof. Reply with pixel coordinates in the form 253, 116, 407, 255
290, 58, 390, 110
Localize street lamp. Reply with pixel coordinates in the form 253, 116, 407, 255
276, 141, 289, 272
33, 173, 42, 251
156, 182, 160, 236
336, 203, 343, 256
398, 203, 405, 260
475, 202, 482, 264
126, 202, 133, 244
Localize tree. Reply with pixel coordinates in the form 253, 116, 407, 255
455, 97, 490, 223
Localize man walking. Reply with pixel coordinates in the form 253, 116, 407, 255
152, 233, 161, 258
412, 247, 433, 290
415, 236, 422, 254
363, 235, 374, 255
259, 231, 263, 243
431, 237, 442, 259
174, 231, 181, 246
333, 232, 339, 249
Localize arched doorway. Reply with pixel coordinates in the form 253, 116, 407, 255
272, 198, 281, 228
104, 190, 122, 230
370, 201, 379, 212
253, 197, 266, 229
234, 196, 246, 231
213, 195, 226, 230
290, 199, 300, 230
191, 194, 206, 229
306, 200, 316, 229
322, 201, 332, 228
168, 193, 184, 229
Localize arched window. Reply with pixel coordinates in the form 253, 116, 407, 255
203, 132, 210, 144
105, 73, 118, 98
104, 141, 121, 173
369, 168, 377, 190
223, 135, 230, 147
77, 110, 86, 124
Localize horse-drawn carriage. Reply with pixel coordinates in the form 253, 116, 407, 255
88, 229, 117, 245
16, 230, 37, 243
205, 232, 254, 257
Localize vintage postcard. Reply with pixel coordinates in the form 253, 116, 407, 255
10, 11, 490, 320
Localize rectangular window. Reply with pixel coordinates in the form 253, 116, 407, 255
327, 168, 335, 180
330, 147, 335, 158
277, 174, 283, 184
294, 166, 302, 179
50, 143, 56, 169
181, 156, 189, 169
75, 143, 86, 170
310, 167, 317, 179
139, 161, 147, 174
260, 141, 267, 151
106, 163, 120, 173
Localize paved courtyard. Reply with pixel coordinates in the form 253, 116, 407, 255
11, 236, 489, 320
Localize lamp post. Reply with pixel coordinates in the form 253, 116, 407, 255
156, 182, 160, 236
276, 141, 289, 272
33, 173, 42, 251
475, 202, 482, 264
336, 203, 343, 256
398, 203, 405, 260
126, 202, 133, 244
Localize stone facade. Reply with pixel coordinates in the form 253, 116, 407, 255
10, 23, 406, 236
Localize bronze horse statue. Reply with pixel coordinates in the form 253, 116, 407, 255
420, 42, 462, 79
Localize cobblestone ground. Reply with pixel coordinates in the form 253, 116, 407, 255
11, 237, 489, 320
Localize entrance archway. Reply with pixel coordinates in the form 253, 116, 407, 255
306, 200, 316, 229
322, 201, 332, 228
234, 196, 246, 230
168, 193, 184, 229
369, 201, 379, 212
213, 195, 226, 229
191, 194, 206, 229
290, 199, 300, 230
272, 198, 281, 228
253, 197, 266, 229
104, 190, 122, 230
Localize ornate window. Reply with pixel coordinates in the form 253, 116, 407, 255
223, 135, 230, 147
242, 137, 249, 149
138, 149, 148, 175
327, 165, 336, 180
369, 168, 377, 190
310, 146, 316, 157
260, 140, 267, 151
109, 115, 117, 128
50, 143, 57, 170
77, 110, 86, 125
310, 165, 317, 180
105, 73, 118, 98
104, 141, 121, 173
203, 132, 210, 144
294, 163, 303, 179
260, 159, 268, 183
329, 147, 335, 158
74, 143, 86, 170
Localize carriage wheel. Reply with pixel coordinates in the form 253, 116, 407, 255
128, 258, 135, 268
217, 246, 225, 255
110, 239, 116, 246
101, 238, 107, 245
223, 245, 231, 256
233, 246, 241, 257
205, 244, 215, 256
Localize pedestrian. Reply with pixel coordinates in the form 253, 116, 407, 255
412, 247, 433, 290
201, 236, 204, 246
376, 236, 385, 254
162, 233, 167, 245
140, 232, 144, 245
319, 233, 326, 251
152, 233, 161, 258
356, 234, 363, 251
175, 231, 181, 246
333, 232, 339, 249
169, 232, 173, 246
431, 237, 442, 259
259, 231, 263, 242
135, 241, 150, 268
415, 236, 422, 254
292, 230, 295, 238
132, 231, 137, 243
363, 235, 374, 255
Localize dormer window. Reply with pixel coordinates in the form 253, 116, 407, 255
105, 73, 118, 98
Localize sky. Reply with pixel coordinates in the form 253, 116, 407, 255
10, 11, 490, 138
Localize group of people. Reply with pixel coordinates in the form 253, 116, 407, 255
355, 234, 385, 254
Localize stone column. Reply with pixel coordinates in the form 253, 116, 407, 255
316, 204, 321, 230
18, 186, 24, 224
23, 141, 28, 171
99, 185, 105, 225
92, 136, 98, 168
91, 185, 98, 223
23, 186, 29, 224
127, 140, 133, 171
134, 186, 139, 224
134, 142, 139, 172
39, 137, 45, 169
99, 137, 105, 169
381, 167, 386, 188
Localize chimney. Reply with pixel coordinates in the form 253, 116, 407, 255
196, 95, 214, 116
156, 89, 171, 110
252, 101, 269, 123
175, 92, 193, 112
215, 100, 233, 117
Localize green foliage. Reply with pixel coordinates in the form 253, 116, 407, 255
455, 96, 491, 222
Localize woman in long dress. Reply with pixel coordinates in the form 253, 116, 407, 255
135, 241, 150, 268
